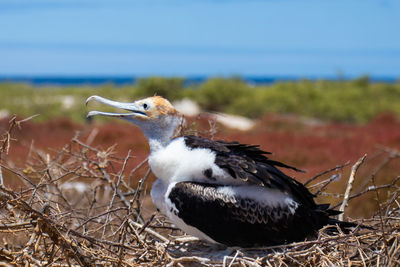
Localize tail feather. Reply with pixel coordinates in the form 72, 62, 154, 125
326, 209, 342, 216
317, 204, 341, 216
317, 204, 374, 231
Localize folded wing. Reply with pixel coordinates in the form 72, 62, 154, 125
168, 182, 333, 247
184, 135, 316, 208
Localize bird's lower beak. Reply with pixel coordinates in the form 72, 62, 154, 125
86, 95, 147, 119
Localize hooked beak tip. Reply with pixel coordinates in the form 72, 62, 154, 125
86, 111, 96, 118
85, 95, 99, 106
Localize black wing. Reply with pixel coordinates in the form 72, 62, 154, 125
169, 182, 337, 247
184, 135, 315, 207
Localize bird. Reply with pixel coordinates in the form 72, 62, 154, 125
86, 95, 358, 247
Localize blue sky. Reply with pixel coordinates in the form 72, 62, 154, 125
0, 0, 399, 77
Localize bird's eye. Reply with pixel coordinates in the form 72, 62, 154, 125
143, 103, 148, 110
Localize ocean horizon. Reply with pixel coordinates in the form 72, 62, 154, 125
0, 75, 398, 87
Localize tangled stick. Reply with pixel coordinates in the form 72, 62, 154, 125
0, 117, 399, 266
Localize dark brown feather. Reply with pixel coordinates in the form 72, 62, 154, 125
168, 182, 350, 247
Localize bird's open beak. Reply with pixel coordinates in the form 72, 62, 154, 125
86, 95, 148, 119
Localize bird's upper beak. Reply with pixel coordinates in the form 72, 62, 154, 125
86, 95, 148, 120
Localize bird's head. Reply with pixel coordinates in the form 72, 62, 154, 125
86, 95, 184, 150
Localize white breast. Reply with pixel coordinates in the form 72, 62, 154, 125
148, 138, 238, 184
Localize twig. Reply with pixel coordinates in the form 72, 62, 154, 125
339, 155, 366, 220
102, 150, 132, 238
227, 250, 240, 267
0, 221, 33, 230
304, 161, 349, 186
0, 164, 36, 187
313, 173, 341, 196
0, 166, 3, 188
74, 207, 128, 231
138, 213, 156, 235
332, 176, 400, 210
371, 174, 390, 263
129, 220, 169, 243
356, 151, 397, 194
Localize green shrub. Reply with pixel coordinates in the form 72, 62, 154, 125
136, 77, 184, 100
1, 76, 400, 123
194, 77, 249, 112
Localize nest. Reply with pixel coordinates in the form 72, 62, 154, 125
0, 116, 399, 266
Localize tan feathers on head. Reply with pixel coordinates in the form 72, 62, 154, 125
147, 96, 178, 116
153, 96, 177, 115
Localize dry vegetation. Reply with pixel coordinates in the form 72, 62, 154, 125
0, 116, 399, 266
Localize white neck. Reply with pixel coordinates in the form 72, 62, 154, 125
148, 138, 165, 153
138, 115, 183, 153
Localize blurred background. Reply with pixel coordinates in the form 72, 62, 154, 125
1, 0, 400, 218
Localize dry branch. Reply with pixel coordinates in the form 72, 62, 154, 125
339, 155, 366, 220
0, 117, 399, 266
